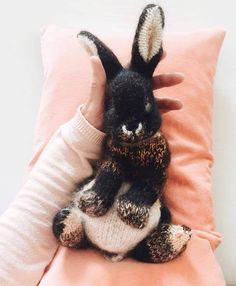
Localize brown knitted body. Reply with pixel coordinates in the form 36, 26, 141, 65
105, 131, 170, 182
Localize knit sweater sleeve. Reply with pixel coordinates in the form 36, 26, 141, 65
0, 105, 106, 286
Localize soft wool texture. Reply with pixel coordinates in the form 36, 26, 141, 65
0, 27, 226, 286
53, 6, 191, 263
0, 107, 105, 286
138, 5, 163, 62
37, 27, 226, 285
70, 182, 161, 254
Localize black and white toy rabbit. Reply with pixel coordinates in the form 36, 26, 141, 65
53, 4, 191, 263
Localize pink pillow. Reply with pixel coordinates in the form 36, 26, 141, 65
33, 26, 226, 285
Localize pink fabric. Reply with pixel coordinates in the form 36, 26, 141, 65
40, 236, 224, 286
34, 27, 225, 285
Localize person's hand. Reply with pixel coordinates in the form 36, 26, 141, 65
81, 56, 184, 131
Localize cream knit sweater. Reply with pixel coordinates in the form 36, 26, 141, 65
0, 106, 106, 286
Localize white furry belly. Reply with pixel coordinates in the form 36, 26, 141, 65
78, 183, 161, 254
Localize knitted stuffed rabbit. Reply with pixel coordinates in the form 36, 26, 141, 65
53, 4, 191, 263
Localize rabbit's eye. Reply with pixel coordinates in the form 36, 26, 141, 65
145, 102, 151, 112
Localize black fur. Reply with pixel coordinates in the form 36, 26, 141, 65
130, 224, 190, 263
76, 4, 169, 229
160, 206, 172, 224
104, 70, 162, 143
78, 31, 122, 82
52, 208, 70, 239
52, 4, 192, 263
77, 160, 124, 216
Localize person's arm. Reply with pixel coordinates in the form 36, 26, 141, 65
0, 105, 105, 286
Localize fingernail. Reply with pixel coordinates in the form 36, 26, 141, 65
176, 100, 183, 108
173, 72, 185, 78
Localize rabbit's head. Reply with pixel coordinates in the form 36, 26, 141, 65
78, 4, 165, 144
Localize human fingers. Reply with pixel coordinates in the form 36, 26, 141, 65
156, 97, 183, 114
153, 72, 184, 90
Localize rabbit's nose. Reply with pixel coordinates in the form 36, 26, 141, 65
122, 122, 143, 136
126, 121, 138, 131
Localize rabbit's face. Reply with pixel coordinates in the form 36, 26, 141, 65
105, 70, 161, 143
78, 4, 165, 143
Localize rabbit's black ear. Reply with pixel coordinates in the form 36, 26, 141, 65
130, 4, 165, 78
78, 31, 123, 82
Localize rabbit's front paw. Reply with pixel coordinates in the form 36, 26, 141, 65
77, 189, 109, 217
116, 196, 150, 229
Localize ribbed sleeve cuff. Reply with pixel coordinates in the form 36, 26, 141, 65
61, 104, 106, 158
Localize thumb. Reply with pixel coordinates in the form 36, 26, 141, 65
87, 56, 106, 107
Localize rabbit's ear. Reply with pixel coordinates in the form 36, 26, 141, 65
78, 31, 123, 82
130, 4, 164, 78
